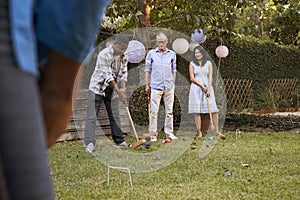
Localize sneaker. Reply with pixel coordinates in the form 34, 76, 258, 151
85, 143, 95, 153
150, 136, 157, 142
166, 133, 178, 140
114, 141, 131, 147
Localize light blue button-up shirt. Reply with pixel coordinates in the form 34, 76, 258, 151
145, 47, 177, 90
9, 0, 110, 76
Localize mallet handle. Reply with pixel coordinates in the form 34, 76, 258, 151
125, 106, 139, 141
206, 97, 215, 130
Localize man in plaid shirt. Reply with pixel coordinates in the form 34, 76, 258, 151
84, 35, 130, 153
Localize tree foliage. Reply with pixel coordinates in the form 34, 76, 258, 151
101, 0, 299, 46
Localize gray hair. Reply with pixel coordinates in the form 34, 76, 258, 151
156, 32, 168, 42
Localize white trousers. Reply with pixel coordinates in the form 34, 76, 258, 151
149, 88, 174, 135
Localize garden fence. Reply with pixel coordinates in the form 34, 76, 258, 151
222, 79, 253, 112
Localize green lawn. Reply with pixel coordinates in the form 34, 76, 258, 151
49, 131, 300, 200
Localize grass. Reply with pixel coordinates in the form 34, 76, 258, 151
49, 131, 300, 200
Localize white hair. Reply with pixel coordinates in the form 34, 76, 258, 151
156, 32, 168, 42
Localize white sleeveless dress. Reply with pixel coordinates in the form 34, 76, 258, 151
188, 61, 218, 113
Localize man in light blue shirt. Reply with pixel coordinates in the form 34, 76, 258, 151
145, 32, 178, 142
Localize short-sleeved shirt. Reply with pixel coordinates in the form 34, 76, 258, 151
9, 0, 110, 76
144, 47, 177, 90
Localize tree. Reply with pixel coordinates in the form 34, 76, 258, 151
101, 0, 299, 46
233, 0, 300, 45
268, 1, 300, 45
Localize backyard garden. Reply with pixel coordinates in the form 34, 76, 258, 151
50, 1, 300, 199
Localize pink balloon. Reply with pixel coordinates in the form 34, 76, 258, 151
215, 45, 229, 58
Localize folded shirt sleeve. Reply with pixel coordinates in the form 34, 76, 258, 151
34, 0, 111, 63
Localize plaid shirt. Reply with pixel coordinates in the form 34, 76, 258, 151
89, 45, 128, 95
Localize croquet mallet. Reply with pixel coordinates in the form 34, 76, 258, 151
125, 106, 146, 148
206, 96, 215, 130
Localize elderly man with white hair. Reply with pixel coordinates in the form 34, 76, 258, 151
145, 32, 178, 142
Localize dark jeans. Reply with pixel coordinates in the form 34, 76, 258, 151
84, 89, 124, 145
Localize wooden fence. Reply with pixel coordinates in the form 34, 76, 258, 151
222, 79, 253, 112
269, 78, 297, 102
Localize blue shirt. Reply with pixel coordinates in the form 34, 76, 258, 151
145, 47, 177, 90
9, 0, 110, 76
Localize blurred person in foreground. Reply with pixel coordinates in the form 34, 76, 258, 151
0, 0, 111, 199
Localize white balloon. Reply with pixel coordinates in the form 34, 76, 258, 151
172, 38, 189, 54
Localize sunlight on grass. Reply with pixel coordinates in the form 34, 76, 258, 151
49, 131, 300, 199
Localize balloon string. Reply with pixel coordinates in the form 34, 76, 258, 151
216, 56, 221, 89
132, 29, 136, 40
216, 38, 223, 88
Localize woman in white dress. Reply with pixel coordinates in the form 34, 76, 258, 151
188, 46, 224, 138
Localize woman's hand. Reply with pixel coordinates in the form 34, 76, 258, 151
201, 85, 207, 93
206, 90, 211, 97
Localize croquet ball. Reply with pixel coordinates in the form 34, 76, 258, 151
224, 170, 232, 176
207, 136, 214, 140
165, 138, 171, 143
144, 141, 151, 149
